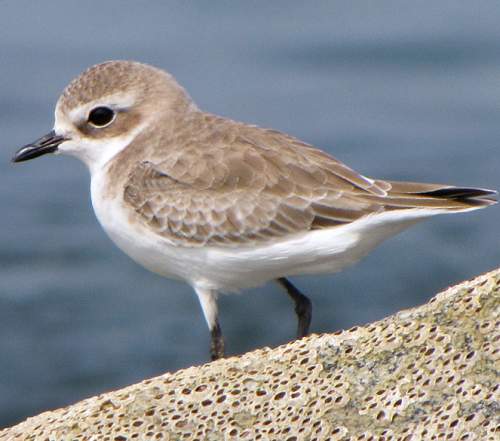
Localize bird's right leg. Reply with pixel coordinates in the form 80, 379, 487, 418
277, 277, 312, 338
195, 286, 225, 361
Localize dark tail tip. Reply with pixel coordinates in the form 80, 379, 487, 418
420, 187, 497, 207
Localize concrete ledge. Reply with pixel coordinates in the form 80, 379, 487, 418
1, 268, 499, 441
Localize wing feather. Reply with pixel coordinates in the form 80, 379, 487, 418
122, 116, 494, 247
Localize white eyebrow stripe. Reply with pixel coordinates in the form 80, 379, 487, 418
68, 93, 136, 122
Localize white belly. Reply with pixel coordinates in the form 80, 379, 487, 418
90, 170, 443, 293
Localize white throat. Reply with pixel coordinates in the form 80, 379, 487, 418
53, 120, 147, 176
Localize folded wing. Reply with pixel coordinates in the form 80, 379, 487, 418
123, 118, 496, 247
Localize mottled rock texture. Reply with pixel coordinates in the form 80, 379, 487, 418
1, 268, 499, 441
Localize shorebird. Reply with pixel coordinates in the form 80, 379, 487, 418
12, 61, 496, 360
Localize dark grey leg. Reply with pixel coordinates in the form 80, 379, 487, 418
210, 320, 225, 361
195, 287, 225, 361
277, 277, 312, 338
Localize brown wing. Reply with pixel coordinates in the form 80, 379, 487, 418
123, 117, 496, 247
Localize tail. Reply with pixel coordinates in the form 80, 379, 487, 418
378, 180, 497, 211
418, 187, 497, 208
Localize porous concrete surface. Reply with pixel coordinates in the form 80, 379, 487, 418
1, 268, 499, 441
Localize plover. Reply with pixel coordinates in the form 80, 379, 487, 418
12, 61, 496, 360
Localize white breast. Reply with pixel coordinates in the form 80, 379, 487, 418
90, 168, 195, 282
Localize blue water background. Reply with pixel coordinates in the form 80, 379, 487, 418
0, 1, 499, 427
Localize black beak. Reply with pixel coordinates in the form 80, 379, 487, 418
12, 130, 67, 163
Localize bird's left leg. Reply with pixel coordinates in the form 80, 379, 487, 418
194, 286, 225, 361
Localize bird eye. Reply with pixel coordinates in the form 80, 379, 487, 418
88, 106, 115, 127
